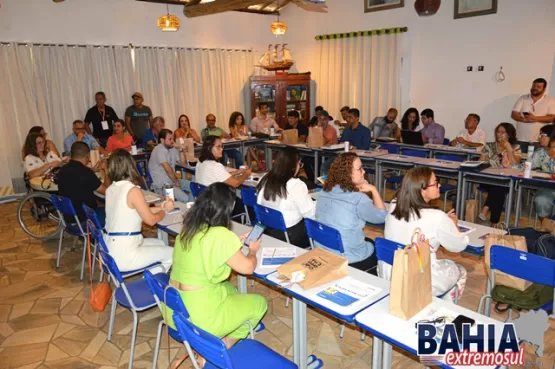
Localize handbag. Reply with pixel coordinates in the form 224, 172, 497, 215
86, 220, 112, 312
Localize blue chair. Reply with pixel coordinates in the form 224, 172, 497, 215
240, 187, 257, 226
190, 182, 207, 199
378, 143, 400, 154
88, 222, 169, 369
81, 204, 105, 280
173, 311, 298, 369
374, 238, 459, 303
435, 154, 465, 162
443, 138, 450, 145
401, 149, 428, 158
478, 246, 555, 319
50, 195, 88, 280
382, 149, 427, 198
434, 155, 465, 211
254, 204, 289, 243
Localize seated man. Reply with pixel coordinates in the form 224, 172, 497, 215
64, 120, 104, 155
56, 141, 110, 225
340, 108, 371, 150
319, 110, 338, 146
143, 116, 165, 150
419, 108, 445, 144
250, 102, 281, 134
449, 113, 486, 151
148, 129, 193, 202
285, 110, 314, 183
369, 108, 400, 139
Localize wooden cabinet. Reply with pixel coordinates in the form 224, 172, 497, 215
250, 73, 311, 128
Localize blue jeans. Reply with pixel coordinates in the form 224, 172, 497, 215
534, 189, 555, 218
224, 149, 244, 168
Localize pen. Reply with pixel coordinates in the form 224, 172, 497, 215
271, 248, 277, 262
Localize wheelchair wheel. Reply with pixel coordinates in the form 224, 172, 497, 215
17, 192, 62, 240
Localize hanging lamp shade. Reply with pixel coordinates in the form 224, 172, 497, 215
158, 14, 180, 32
414, 0, 441, 16
270, 21, 287, 36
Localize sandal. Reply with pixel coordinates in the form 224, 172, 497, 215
187, 352, 206, 369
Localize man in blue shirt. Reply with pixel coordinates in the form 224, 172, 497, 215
340, 108, 371, 150
143, 116, 165, 150
63, 120, 103, 155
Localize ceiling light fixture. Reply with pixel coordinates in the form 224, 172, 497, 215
157, 2, 180, 32
270, 0, 287, 36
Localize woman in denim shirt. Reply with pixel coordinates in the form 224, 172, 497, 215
315, 153, 387, 273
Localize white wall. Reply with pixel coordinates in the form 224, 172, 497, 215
279, 0, 555, 139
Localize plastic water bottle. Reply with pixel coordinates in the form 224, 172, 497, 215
270, 127, 275, 136
344, 141, 350, 152
248, 131, 252, 139
131, 144, 138, 155
527, 145, 535, 160
163, 183, 175, 201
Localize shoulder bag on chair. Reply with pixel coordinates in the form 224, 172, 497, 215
86, 220, 112, 312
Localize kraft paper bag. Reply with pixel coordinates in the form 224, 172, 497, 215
388, 228, 432, 320
89, 149, 100, 168
484, 233, 530, 291
276, 248, 348, 290
178, 137, 196, 163
538, 218, 555, 236
464, 199, 478, 223
281, 129, 298, 145
307, 127, 324, 148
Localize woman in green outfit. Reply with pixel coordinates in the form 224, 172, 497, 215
169, 182, 267, 349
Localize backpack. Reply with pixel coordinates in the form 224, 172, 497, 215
508, 227, 555, 260
492, 283, 553, 313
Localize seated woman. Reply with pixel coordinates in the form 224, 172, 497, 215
257, 147, 315, 248
529, 136, 555, 222
400, 107, 420, 131
174, 114, 201, 143
21, 126, 60, 160
315, 153, 387, 273
169, 183, 267, 354
104, 149, 173, 273
106, 119, 134, 153
223, 112, 247, 168
384, 167, 468, 302
24, 132, 63, 179
478, 123, 522, 224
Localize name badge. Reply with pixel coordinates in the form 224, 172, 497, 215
101, 120, 109, 130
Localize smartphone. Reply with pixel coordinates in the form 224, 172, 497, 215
244, 223, 266, 246
452, 314, 475, 339
523, 112, 530, 116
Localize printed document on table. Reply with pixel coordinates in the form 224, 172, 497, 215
316, 277, 381, 307
260, 247, 296, 268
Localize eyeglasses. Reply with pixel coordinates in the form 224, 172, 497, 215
415, 316, 446, 329
539, 133, 548, 138
207, 119, 216, 122
425, 181, 440, 189
299, 161, 304, 168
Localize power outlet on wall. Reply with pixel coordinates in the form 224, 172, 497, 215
467, 66, 473, 72
478, 66, 484, 71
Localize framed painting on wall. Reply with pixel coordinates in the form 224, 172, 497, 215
454, 0, 498, 19
364, 0, 404, 13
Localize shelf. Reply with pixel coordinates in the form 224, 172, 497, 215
286, 100, 307, 103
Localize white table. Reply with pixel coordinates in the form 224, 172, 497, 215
355, 297, 508, 369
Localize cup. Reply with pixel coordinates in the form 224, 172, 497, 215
344, 141, 350, 152
131, 144, 138, 155
186, 201, 195, 209
270, 127, 275, 136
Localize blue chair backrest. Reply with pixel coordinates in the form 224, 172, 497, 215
490, 246, 555, 287
240, 187, 257, 208
87, 221, 109, 253
443, 138, 450, 145
82, 204, 103, 230
190, 182, 207, 199
50, 194, 78, 218
435, 154, 465, 162
88, 223, 122, 280
144, 270, 189, 319
402, 149, 428, 158
378, 144, 400, 154
304, 218, 344, 253
173, 311, 234, 369
374, 237, 405, 265
254, 204, 287, 232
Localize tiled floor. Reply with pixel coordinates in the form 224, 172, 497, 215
0, 198, 554, 369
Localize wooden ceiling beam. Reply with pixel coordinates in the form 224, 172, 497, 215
183, 0, 264, 17
234, 8, 278, 15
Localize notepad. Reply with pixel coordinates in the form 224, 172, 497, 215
260, 247, 296, 267
316, 277, 380, 307
460, 161, 485, 167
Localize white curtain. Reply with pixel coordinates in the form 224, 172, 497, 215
0, 42, 256, 194
315, 32, 403, 124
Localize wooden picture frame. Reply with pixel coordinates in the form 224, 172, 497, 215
454, 0, 498, 19
364, 0, 404, 13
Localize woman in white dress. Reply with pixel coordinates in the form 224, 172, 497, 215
105, 149, 174, 273
384, 167, 468, 302
23, 132, 63, 179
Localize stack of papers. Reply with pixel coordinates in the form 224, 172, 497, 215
316, 277, 380, 307
260, 247, 296, 267
158, 209, 184, 227
144, 194, 161, 204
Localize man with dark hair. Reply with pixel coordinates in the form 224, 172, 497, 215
450, 113, 486, 150
143, 116, 165, 149
64, 120, 103, 154
56, 141, 110, 224
250, 102, 281, 134
285, 110, 308, 142
84, 91, 119, 148
512, 78, 555, 147
340, 109, 371, 150
419, 108, 445, 144
125, 92, 153, 141
148, 129, 192, 202
310, 105, 325, 127
369, 108, 400, 139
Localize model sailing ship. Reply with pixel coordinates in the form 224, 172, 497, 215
257, 44, 294, 72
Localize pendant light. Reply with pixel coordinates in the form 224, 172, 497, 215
270, 1, 287, 36
158, 2, 180, 32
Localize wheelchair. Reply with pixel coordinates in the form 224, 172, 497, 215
17, 172, 63, 240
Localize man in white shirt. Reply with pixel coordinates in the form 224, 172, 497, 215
449, 113, 486, 151
511, 78, 555, 146
250, 102, 281, 134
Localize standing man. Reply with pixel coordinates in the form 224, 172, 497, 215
125, 92, 153, 142
511, 78, 555, 150
340, 108, 371, 150
84, 91, 119, 148
419, 108, 446, 144
318, 110, 338, 146
449, 113, 486, 151
369, 108, 400, 139
148, 129, 192, 203
143, 116, 166, 149
64, 120, 104, 154
250, 102, 281, 134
